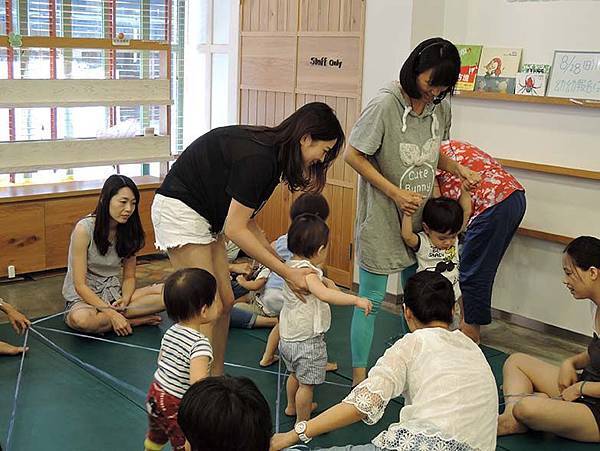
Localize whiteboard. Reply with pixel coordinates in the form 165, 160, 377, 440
547, 50, 600, 101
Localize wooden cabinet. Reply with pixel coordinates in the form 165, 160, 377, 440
0, 176, 160, 277
0, 202, 46, 274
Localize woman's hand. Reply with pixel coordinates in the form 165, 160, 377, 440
558, 359, 578, 391
6, 306, 31, 335
392, 189, 423, 215
270, 431, 299, 451
457, 165, 481, 191
112, 298, 131, 312
107, 310, 132, 336
285, 267, 316, 302
561, 381, 584, 402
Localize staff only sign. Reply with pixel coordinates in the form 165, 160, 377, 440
297, 36, 361, 96
309, 56, 344, 69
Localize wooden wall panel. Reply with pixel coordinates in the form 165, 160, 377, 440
242, 0, 298, 33
240, 0, 365, 287
240, 36, 297, 92
297, 36, 361, 95
300, 0, 363, 32
255, 183, 292, 241
0, 202, 46, 276
138, 190, 158, 256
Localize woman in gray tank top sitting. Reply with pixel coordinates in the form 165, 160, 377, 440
63, 175, 164, 336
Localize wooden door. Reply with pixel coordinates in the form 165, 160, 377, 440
239, 0, 365, 287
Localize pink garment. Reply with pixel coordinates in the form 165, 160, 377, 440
437, 140, 524, 220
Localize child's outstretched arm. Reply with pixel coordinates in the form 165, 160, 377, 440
305, 274, 372, 315
401, 213, 419, 250
458, 181, 473, 232
189, 356, 211, 384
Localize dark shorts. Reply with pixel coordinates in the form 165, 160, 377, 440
576, 375, 600, 432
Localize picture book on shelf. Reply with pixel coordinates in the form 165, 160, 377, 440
456, 44, 483, 91
516, 63, 550, 96
475, 47, 522, 94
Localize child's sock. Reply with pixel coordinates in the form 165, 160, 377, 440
144, 437, 166, 451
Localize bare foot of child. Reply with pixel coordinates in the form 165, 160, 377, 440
326, 361, 338, 372
259, 354, 279, 367
0, 341, 29, 356
285, 402, 318, 417
497, 412, 528, 436
130, 315, 162, 327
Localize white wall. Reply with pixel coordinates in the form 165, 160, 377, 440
444, 0, 600, 335
358, 0, 600, 333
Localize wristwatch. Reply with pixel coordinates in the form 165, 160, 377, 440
294, 421, 312, 443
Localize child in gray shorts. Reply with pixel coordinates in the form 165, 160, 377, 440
279, 214, 371, 422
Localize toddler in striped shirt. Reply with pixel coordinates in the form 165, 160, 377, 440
144, 268, 220, 451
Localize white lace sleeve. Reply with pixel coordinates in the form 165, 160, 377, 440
343, 333, 417, 425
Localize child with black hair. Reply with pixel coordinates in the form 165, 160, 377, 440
272, 271, 498, 451
178, 376, 272, 451
259, 192, 334, 367
279, 214, 372, 422
401, 185, 471, 304
144, 268, 220, 451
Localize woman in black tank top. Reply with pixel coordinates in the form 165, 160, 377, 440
498, 236, 600, 442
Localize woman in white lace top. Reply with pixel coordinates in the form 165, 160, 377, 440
272, 271, 498, 451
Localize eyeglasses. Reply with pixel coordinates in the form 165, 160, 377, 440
434, 261, 456, 273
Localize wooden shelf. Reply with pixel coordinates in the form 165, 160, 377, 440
517, 227, 572, 245
0, 79, 171, 109
454, 90, 600, 109
0, 176, 162, 204
0, 136, 171, 174
0, 35, 169, 51
497, 158, 600, 181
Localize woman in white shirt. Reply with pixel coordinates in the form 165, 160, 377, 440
272, 271, 498, 451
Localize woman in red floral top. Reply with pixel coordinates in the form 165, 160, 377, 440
437, 140, 526, 343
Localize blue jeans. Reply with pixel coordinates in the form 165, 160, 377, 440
460, 190, 526, 324
229, 306, 256, 329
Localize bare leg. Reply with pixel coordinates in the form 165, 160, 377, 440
352, 367, 367, 387
295, 383, 316, 422
209, 235, 235, 376
167, 238, 233, 376
0, 341, 28, 355
66, 305, 113, 334
66, 305, 161, 334
460, 321, 481, 344
285, 373, 299, 416
498, 353, 561, 436
123, 284, 164, 318
511, 397, 600, 442
260, 322, 280, 367
253, 315, 278, 328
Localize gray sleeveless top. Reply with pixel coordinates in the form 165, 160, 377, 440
62, 216, 122, 305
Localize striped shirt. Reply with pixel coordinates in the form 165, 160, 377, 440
153, 323, 213, 398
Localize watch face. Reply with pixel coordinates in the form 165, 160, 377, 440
295, 421, 307, 434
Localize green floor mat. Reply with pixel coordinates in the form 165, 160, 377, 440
1, 308, 598, 450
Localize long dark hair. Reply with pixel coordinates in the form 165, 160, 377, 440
564, 236, 600, 271
93, 174, 145, 258
245, 102, 345, 192
400, 37, 460, 102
